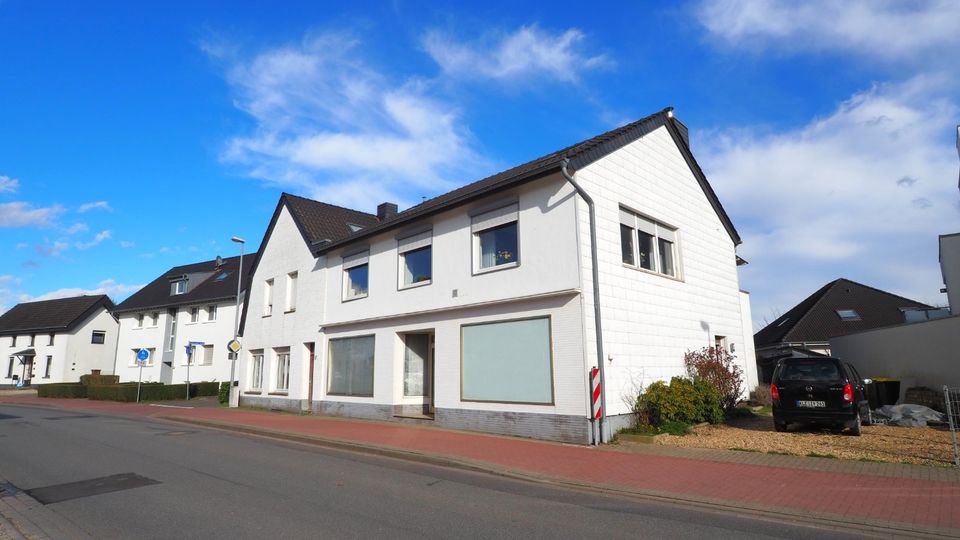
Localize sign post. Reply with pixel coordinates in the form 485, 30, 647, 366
226, 339, 242, 407
135, 348, 149, 403
185, 341, 204, 400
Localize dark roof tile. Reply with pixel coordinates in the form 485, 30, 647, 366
0, 295, 114, 335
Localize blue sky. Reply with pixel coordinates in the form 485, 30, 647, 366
1, 0, 958, 327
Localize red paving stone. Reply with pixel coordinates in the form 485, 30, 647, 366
4, 396, 959, 532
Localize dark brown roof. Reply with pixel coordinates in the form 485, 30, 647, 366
114, 253, 257, 314
754, 278, 932, 348
314, 107, 740, 254
0, 295, 115, 335
284, 194, 381, 246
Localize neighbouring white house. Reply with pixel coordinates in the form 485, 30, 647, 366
237, 108, 756, 443
831, 233, 959, 397
0, 295, 118, 385
113, 254, 254, 385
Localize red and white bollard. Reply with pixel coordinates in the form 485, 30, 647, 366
590, 367, 602, 444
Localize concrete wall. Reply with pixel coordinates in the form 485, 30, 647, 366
574, 125, 750, 423
63, 307, 119, 381
830, 315, 960, 395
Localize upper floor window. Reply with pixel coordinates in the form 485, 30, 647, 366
48, 334, 54, 346
190, 306, 200, 323
91, 331, 106, 344
285, 272, 298, 312
10, 336, 15, 347
207, 305, 217, 321
472, 203, 519, 272
136, 313, 144, 328
343, 251, 369, 300
29, 334, 35, 346
619, 208, 679, 278
263, 279, 274, 316
171, 279, 186, 295
398, 230, 432, 288
151, 312, 159, 327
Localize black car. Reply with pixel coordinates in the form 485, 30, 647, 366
770, 357, 871, 436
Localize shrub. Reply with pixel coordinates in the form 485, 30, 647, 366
749, 384, 772, 407
193, 381, 219, 397
684, 346, 744, 411
637, 376, 724, 427
79, 373, 119, 386
87, 382, 220, 402
37, 383, 87, 398
217, 381, 238, 404
659, 420, 690, 436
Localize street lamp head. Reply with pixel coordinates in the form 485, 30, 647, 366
231, 236, 246, 244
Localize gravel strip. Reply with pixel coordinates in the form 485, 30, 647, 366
656, 415, 956, 467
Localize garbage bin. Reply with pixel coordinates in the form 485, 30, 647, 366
865, 380, 880, 409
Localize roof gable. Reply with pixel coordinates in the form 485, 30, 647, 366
0, 295, 114, 335
754, 278, 931, 347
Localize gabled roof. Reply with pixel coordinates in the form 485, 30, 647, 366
284, 193, 382, 247
314, 107, 740, 255
0, 295, 115, 335
114, 253, 257, 314
754, 278, 932, 348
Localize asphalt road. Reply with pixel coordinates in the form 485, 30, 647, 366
0, 404, 868, 539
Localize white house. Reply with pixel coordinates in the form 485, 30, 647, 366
238, 108, 756, 443
113, 254, 253, 385
0, 295, 118, 385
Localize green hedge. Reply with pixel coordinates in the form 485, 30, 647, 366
87, 381, 221, 402
637, 376, 724, 427
37, 383, 88, 398
79, 373, 120, 386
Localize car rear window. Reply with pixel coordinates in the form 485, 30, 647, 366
778, 360, 842, 382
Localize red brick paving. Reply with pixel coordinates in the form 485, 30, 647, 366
3, 396, 958, 533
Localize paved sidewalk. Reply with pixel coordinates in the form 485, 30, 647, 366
2, 396, 959, 537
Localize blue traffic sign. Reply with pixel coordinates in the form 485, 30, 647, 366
136, 348, 149, 363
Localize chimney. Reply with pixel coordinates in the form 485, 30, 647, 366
377, 202, 398, 221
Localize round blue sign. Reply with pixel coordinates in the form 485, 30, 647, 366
136, 348, 150, 362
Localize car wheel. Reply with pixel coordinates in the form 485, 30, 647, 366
774, 421, 787, 432
861, 407, 872, 426
849, 412, 862, 437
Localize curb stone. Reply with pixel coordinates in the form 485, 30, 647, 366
0, 475, 91, 540
160, 415, 960, 539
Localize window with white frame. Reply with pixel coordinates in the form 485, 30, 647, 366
328, 335, 374, 397
472, 203, 519, 271
342, 251, 369, 300
263, 279, 274, 316
47, 334, 54, 346
190, 306, 200, 323
461, 317, 553, 404
6, 357, 13, 378
207, 305, 217, 321
274, 349, 290, 392
398, 230, 432, 288
29, 335, 35, 346
200, 345, 213, 366
286, 272, 298, 312
171, 279, 186, 295
250, 350, 264, 390
151, 312, 159, 327
91, 331, 106, 344
619, 208, 680, 278
44, 356, 52, 378
167, 309, 177, 351
136, 313, 144, 328
10, 336, 15, 347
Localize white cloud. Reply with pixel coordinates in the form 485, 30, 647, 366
77, 201, 112, 213
0, 202, 64, 228
30, 279, 143, 303
209, 31, 491, 209
697, 0, 960, 62
422, 25, 610, 82
66, 222, 89, 235
0, 175, 19, 193
35, 240, 70, 257
699, 78, 958, 326
75, 230, 112, 250
119, 240, 135, 248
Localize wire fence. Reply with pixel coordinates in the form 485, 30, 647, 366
945, 386, 960, 467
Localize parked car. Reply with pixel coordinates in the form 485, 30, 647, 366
770, 357, 871, 436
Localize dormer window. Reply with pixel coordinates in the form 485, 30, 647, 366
171, 279, 186, 295
836, 309, 861, 321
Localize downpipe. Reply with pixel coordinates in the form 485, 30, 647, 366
561, 158, 608, 444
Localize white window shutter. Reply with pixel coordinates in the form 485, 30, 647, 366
397, 230, 432, 254
470, 203, 519, 233
342, 250, 369, 269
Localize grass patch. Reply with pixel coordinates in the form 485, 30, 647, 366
659, 420, 690, 436
806, 452, 838, 459
730, 447, 761, 453
754, 405, 773, 417
618, 425, 659, 436
767, 450, 791, 455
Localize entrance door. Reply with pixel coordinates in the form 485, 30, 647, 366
403, 333, 434, 415
19, 356, 34, 386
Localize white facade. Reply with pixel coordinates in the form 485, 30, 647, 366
1, 307, 118, 384
941, 233, 960, 315
240, 119, 752, 443
114, 300, 242, 385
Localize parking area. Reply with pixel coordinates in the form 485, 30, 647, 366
655, 413, 955, 467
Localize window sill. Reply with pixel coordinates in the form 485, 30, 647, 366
399, 280, 432, 291
284, 309, 296, 314
342, 294, 368, 303
621, 263, 683, 283
473, 261, 519, 276
201, 320, 217, 324
262, 314, 272, 318
244, 390, 262, 395
268, 391, 289, 396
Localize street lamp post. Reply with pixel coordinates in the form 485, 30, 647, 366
229, 236, 245, 407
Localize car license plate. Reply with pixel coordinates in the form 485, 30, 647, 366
796, 400, 826, 408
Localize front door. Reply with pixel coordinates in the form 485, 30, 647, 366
18, 356, 34, 386
403, 333, 434, 415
